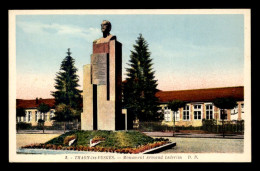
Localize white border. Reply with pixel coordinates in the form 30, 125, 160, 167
9, 9, 251, 163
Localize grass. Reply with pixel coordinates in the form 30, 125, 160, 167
45, 130, 156, 148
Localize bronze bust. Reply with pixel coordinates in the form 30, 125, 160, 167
93, 20, 116, 44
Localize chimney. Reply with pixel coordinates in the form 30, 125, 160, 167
36, 97, 39, 104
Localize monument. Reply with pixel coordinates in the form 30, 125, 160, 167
81, 20, 125, 130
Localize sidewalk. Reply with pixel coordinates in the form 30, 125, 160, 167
16, 130, 68, 134
143, 131, 244, 139
16, 130, 244, 139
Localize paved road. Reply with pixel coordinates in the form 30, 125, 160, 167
16, 134, 61, 148
158, 137, 244, 153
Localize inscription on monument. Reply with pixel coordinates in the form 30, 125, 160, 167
91, 53, 107, 85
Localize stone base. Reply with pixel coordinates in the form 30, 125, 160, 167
81, 40, 124, 131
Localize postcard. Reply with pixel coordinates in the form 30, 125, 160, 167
9, 9, 251, 163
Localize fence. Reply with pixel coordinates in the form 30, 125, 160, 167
201, 120, 244, 134
134, 121, 173, 132
17, 120, 244, 134
134, 120, 244, 134
42, 121, 81, 130
17, 121, 81, 131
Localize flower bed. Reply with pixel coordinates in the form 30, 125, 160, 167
21, 140, 169, 154
20, 130, 171, 154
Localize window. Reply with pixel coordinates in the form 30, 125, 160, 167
35, 111, 38, 122
50, 110, 55, 119
24, 112, 27, 122
193, 104, 202, 120
173, 111, 180, 121
40, 113, 44, 120
219, 109, 227, 120
241, 103, 244, 120
28, 111, 31, 122
231, 106, 238, 121
164, 107, 172, 122
44, 113, 48, 121
206, 104, 214, 120
183, 105, 190, 121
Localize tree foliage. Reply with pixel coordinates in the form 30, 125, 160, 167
52, 103, 79, 122
167, 100, 186, 112
51, 49, 82, 122
213, 97, 238, 110
213, 97, 237, 137
123, 34, 161, 121
37, 103, 50, 113
16, 107, 26, 117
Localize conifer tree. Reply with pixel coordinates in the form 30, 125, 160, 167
123, 34, 162, 121
51, 49, 82, 129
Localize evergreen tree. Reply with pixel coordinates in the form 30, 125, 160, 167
51, 49, 82, 128
123, 34, 162, 121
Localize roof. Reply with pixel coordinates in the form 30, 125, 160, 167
16, 86, 244, 108
155, 86, 244, 103
16, 98, 55, 109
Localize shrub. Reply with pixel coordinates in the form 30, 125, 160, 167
16, 122, 32, 130
202, 119, 217, 132
137, 122, 173, 132
175, 125, 202, 131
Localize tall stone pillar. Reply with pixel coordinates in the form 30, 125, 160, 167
81, 20, 124, 131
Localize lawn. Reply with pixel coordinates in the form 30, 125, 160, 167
45, 130, 157, 148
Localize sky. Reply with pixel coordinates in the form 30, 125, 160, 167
15, 13, 244, 99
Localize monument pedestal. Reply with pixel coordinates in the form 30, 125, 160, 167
81, 39, 124, 130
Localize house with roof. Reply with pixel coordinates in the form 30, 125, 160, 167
16, 86, 244, 127
156, 86, 244, 127
16, 98, 56, 126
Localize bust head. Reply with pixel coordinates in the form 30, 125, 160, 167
93, 20, 116, 44
101, 20, 111, 37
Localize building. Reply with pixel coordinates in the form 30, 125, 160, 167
16, 86, 244, 127
16, 98, 55, 126
156, 86, 244, 127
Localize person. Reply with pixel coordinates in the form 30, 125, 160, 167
94, 20, 116, 44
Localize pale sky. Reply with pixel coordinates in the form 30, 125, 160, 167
15, 13, 244, 99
